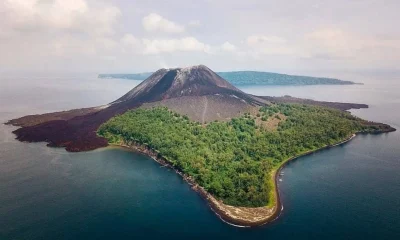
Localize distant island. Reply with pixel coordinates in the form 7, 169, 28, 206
98, 71, 357, 86
7, 65, 393, 227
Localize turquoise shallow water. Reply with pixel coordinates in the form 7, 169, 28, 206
1, 74, 399, 239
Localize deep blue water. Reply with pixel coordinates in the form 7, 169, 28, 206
0, 74, 399, 239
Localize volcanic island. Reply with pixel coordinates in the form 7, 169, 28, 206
7, 65, 396, 227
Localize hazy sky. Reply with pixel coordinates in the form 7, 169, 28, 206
1, 0, 400, 73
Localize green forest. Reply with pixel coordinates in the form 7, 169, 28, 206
97, 104, 384, 207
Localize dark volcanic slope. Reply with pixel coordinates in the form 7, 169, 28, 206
6, 107, 101, 128
8, 65, 265, 152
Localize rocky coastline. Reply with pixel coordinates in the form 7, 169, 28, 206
111, 133, 360, 227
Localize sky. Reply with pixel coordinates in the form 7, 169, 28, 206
1, 0, 400, 74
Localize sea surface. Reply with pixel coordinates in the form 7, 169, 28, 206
0, 73, 399, 239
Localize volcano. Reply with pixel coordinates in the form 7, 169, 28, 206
7, 65, 369, 152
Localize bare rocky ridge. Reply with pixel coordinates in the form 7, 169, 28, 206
6, 65, 374, 152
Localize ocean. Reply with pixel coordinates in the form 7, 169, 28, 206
1, 73, 399, 239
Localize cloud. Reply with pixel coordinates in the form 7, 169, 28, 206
246, 35, 287, 45
1, 1, 400, 72
188, 20, 202, 27
303, 28, 352, 58
302, 28, 400, 60
2, 0, 120, 36
142, 13, 185, 33
246, 35, 294, 55
292, 27, 400, 71
0, 0, 122, 72
121, 34, 142, 53
119, 34, 213, 55
142, 37, 210, 54
221, 42, 236, 52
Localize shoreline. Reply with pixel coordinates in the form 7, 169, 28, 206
109, 133, 357, 227
267, 133, 357, 226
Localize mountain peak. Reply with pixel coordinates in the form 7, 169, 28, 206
165, 64, 208, 71
180, 64, 208, 71
115, 65, 247, 103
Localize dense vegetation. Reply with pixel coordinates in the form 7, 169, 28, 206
98, 71, 355, 86
98, 104, 380, 207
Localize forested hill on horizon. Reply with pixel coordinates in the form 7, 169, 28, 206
98, 71, 357, 86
